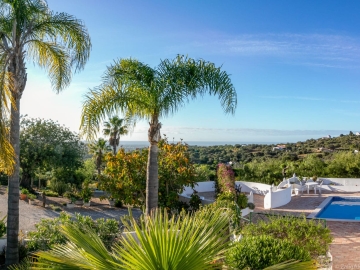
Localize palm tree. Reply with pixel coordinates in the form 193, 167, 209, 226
0, 0, 91, 264
103, 115, 133, 155
80, 55, 237, 215
88, 138, 111, 176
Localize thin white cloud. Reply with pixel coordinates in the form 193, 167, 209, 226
175, 33, 360, 69
258, 95, 360, 104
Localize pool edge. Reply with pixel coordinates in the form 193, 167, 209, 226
308, 196, 360, 222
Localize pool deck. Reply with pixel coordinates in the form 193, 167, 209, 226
252, 190, 360, 270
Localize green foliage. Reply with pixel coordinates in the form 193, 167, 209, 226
99, 138, 197, 210
80, 180, 93, 203
20, 117, 86, 187
189, 190, 202, 211
0, 214, 6, 238
26, 212, 119, 252
247, 202, 255, 210
194, 164, 215, 181
27, 194, 36, 200
241, 214, 332, 258
226, 235, 311, 270
42, 190, 59, 197
30, 207, 231, 269
20, 188, 29, 195
236, 193, 248, 209
48, 180, 68, 196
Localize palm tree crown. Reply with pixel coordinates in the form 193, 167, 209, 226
0, 0, 91, 265
103, 115, 133, 154
88, 138, 111, 176
81, 55, 237, 215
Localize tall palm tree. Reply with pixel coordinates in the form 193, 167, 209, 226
88, 138, 111, 176
103, 115, 133, 155
80, 55, 237, 215
0, 0, 91, 264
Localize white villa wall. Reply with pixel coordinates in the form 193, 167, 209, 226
180, 181, 291, 210
264, 186, 292, 209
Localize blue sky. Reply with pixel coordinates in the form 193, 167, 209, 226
22, 0, 360, 143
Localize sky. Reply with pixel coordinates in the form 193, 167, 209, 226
21, 0, 360, 143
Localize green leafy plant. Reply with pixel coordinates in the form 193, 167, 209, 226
247, 202, 256, 210
241, 214, 332, 258
27, 206, 232, 269
236, 193, 248, 209
80, 181, 93, 203
42, 190, 59, 197
0, 214, 6, 238
20, 188, 29, 195
189, 190, 202, 211
226, 235, 312, 270
27, 194, 36, 200
26, 212, 119, 252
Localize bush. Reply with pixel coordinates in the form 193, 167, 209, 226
48, 180, 69, 196
226, 235, 311, 269
0, 215, 6, 238
27, 212, 120, 252
42, 190, 59, 197
241, 214, 332, 258
236, 193, 248, 209
189, 190, 202, 211
20, 188, 29, 195
28, 193, 37, 200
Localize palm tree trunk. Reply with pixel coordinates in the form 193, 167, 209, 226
146, 117, 161, 215
146, 143, 159, 215
6, 97, 20, 265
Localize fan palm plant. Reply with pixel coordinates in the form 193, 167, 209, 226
80, 55, 237, 215
103, 115, 134, 155
88, 138, 111, 176
25, 206, 232, 269
0, 0, 91, 264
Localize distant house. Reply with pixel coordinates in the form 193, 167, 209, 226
272, 144, 286, 151
322, 135, 331, 139
356, 132, 360, 136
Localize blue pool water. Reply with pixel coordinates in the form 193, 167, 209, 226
316, 197, 360, 220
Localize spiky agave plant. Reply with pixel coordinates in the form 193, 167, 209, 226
25, 206, 232, 269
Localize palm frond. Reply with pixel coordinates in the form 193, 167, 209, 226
28, 11, 91, 73
0, 54, 15, 174
80, 83, 145, 140
32, 224, 120, 270
264, 259, 318, 269
117, 207, 231, 270
27, 39, 71, 91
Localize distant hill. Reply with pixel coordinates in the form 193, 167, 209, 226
187, 133, 360, 166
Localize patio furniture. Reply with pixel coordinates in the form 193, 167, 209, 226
316, 181, 323, 194
305, 182, 318, 194
292, 183, 306, 195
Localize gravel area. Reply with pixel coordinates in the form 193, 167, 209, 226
0, 186, 142, 233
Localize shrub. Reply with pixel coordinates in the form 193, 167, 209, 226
189, 190, 202, 211
226, 235, 311, 269
216, 163, 235, 195
28, 194, 37, 200
236, 193, 248, 209
27, 212, 120, 252
241, 214, 332, 258
42, 190, 59, 197
20, 188, 29, 195
0, 215, 6, 238
48, 180, 69, 196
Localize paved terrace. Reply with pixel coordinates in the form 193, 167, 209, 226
251, 190, 360, 270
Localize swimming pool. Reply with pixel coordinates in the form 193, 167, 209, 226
309, 196, 360, 221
